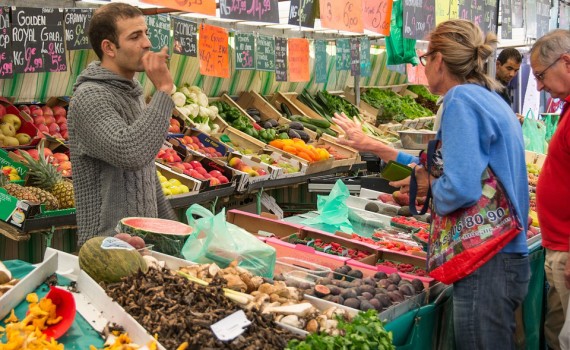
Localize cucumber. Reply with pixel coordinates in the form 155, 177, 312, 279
300, 122, 318, 132
306, 118, 331, 129
321, 127, 338, 137
281, 103, 292, 118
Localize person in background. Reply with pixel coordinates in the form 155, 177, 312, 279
530, 29, 570, 350
496, 47, 522, 107
337, 19, 530, 350
68, 3, 176, 247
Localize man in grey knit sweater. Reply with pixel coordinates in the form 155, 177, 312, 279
68, 3, 176, 246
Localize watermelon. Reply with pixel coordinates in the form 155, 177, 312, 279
79, 236, 148, 283
117, 217, 193, 257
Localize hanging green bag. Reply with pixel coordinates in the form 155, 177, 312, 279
302, 179, 353, 233
542, 113, 560, 142
385, 0, 419, 66
183, 204, 276, 278
522, 109, 547, 154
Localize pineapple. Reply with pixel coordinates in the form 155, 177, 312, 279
0, 175, 40, 203
19, 143, 75, 209
24, 186, 59, 210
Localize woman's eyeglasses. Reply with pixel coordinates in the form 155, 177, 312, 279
419, 51, 437, 66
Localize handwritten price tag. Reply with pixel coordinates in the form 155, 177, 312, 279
145, 14, 171, 53
141, 0, 216, 16
173, 17, 197, 57
198, 24, 229, 78
362, 0, 392, 35
314, 40, 327, 84
64, 8, 92, 50
219, 0, 280, 23
256, 35, 275, 71
288, 38, 309, 82
403, 0, 436, 40
320, 0, 364, 33
234, 33, 255, 70
275, 37, 288, 82
0, 7, 13, 79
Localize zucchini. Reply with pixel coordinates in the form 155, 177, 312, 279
306, 118, 331, 129
321, 127, 338, 137
281, 103, 292, 118
300, 121, 318, 132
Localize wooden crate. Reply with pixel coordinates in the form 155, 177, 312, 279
237, 91, 318, 141
282, 92, 345, 136
316, 136, 359, 168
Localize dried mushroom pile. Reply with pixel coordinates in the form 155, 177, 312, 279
103, 267, 301, 350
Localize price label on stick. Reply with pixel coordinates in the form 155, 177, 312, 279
336, 39, 351, 71
288, 38, 309, 82
314, 40, 327, 84
256, 35, 275, 71
145, 14, 171, 53
350, 38, 360, 76
275, 37, 288, 82
288, 0, 316, 28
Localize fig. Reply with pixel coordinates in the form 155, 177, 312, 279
388, 272, 402, 285
411, 279, 425, 292
314, 284, 331, 298
378, 279, 391, 289
328, 286, 342, 296
128, 236, 146, 250
347, 269, 363, 281
299, 282, 312, 290
374, 271, 388, 280
362, 277, 377, 286
341, 288, 357, 299
360, 285, 376, 295
369, 298, 382, 311
360, 300, 375, 311
344, 297, 361, 309
388, 291, 404, 303
319, 278, 332, 285
399, 284, 415, 296
377, 294, 392, 307
386, 284, 398, 292
361, 292, 374, 300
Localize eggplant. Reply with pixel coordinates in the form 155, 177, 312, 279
263, 121, 274, 129
289, 121, 304, 130
296, 129, 310, 143
288, 129, 301, 139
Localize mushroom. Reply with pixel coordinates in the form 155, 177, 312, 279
208, 263, 221, 277
279, 315, 302, 328
305, 319, 319, 333
0, 261, 12, 285
258, 283, 276, 295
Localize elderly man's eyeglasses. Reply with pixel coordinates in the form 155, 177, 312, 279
419, 51, 437, 66
534, 52, 569, 81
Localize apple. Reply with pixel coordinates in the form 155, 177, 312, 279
37, 124, 49, 134
52, 153, 69, 162
52, 106, 66, 117
18, 105, 30, 115
171, 163, 185, 172
256, 169, 268, 176
57, 160, 72, 171
31, 108, 43, 117
228, 157, 242, 168
26, 149, 40, 160
61, 169, 72, 177
45, 116, 56, 125
182, 136, 193, 144
209, 177, 221, 186
59, 123, 68, 131
29, 105, 41, 111
157, 149, 166, 158
55, 115, 67, 125
209, 170, 223, 178
0, 104, 6, 117
41, 106, 53, 117
189, 160, 202, 169
2, 114, 22, 131
33, 116, 46, 125
182, 162, 193, 170
196, 167, 208, 176
61, 130, 69, 140
190, 136, 200, 144
218, 175, 229, 184
49, 123, 60, 134
170, 118, 181, 127
168, 124, 181, 133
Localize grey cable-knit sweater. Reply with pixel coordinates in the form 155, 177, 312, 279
68, 62, 176, 246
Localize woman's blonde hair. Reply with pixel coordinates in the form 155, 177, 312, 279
429, 19, 501, 91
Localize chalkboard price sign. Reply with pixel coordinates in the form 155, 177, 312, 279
275, 37, 287, 82
336, 38, 350, 71
482, 0, 497, 34
501, 0, 512, 39
288, 0, 316, 28
11, 7, 67, 74
403, 0, 436, 40
219, 0, 280, 23
173, 17, 197, 57
360, 37, 371, 77
0, 7, 13, 79
235, 33, 255, 70
350, 38, 360, 76
64, 8, 92, 50
314, 40, 327, 84
536, 0, 550, 38
256, 35, 275, 71
145, 14, 171, 52
458, 0, 484, 29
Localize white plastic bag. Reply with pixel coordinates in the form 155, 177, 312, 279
560, 298, 570, 350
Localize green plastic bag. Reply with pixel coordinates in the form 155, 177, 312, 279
522, 109, 547, 154
302, 179, 353, 233
385, 0, 419, 66
543, 113, 560, 142
183, 204, 276, 278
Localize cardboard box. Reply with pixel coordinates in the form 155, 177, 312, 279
156, 161, 202, 195
0, 148, 29, 178
264, 144, 333, 175
226, 152, 272, 188
250, 149, 304, 178
0, 98, 41, 147
214, 126, 266, 155
226, 209, 303, 238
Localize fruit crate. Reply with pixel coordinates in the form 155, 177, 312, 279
156, 161, 203, 195
169, 129, 234, 158
34, 206, 76, 218
315, 136, 359, 168
0, 98, 41, 147
226, 209, 304, 239
264, 143, 333, 175
214, 126, 266, 155
236, 91, 318, 142
250, 149, 304, 178
226, 152, 273, 187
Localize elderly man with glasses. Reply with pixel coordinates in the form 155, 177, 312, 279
530, 29, 570, 350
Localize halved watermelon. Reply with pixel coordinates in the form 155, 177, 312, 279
117, 217, 193, 257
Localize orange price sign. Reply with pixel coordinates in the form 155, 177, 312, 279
198, 24, 229, 78
362, 0, 392, 35
319, 0, 364, 33
140, 0, 216, 16
288, 38, 309, 82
